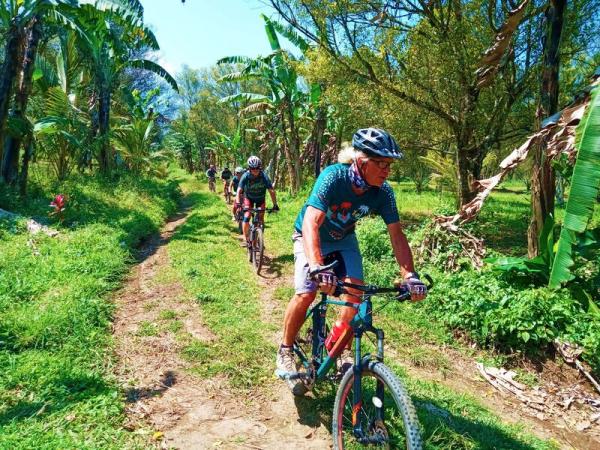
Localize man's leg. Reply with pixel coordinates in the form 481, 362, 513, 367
241, 198, 252, 244
282, 291, 317, 346
276, 234, 318, 395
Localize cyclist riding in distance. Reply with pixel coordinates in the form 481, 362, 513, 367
231, 167, 245, 218
275, 127, 428, 393
206, 164, 217, 190
235, 156, 279, 247
221, 166, 233, 199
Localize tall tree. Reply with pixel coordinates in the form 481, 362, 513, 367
527, 0, 566, 257
74, 1, 177, 174
269, 0, 543, 206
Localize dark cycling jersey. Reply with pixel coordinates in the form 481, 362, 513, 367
232, 175, 241, 192
206, 168, 216, 178
294, 163, 399, 242
238, 171, 273, 202
221, 169, 232, 180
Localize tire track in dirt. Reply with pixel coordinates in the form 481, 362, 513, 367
113, 201, 332, 449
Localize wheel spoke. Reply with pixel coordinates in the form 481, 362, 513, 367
333, 367, 421, 449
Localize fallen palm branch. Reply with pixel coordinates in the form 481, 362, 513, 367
436, 77, 599, 230
555, 340, 600, 396
475, 0, 530, 89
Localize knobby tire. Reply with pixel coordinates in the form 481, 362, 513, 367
332, 360, 422, 450
253, 227, 264, 274
247, 228, 254, 263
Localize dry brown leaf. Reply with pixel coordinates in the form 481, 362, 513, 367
476, 1, 529, 89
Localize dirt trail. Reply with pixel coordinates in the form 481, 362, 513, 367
113, 205, 332, 449
113, 200, 599, 449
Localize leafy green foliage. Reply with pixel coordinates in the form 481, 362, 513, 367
485, 214, 556, 284
550, 85, 600, 288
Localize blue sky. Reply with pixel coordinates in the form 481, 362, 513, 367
141, 0, 291, 75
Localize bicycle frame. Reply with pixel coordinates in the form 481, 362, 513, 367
294, 292, 385, 382
293, 282, 410, 443
243, 207, 265, 235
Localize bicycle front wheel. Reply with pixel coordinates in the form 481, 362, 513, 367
252, 227, 264, 274
332, 360, 422, 450
247, 229, 254, 263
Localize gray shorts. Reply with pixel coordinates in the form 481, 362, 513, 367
293, 232, 364, 294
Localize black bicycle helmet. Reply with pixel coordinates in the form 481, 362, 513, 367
352, 128, 403, 159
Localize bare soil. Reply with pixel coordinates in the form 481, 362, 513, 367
113, 206, 332, 449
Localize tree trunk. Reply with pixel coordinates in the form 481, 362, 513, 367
0, 21, 23, 178
279, 109, 295, 190
283, 99, 301, 193
98, 80, 111, 174
527, 0, 565, 258
456, 142, 479, 206
312, 106, 326, 178
2, 16, 42, 186
18, 136, 34, 196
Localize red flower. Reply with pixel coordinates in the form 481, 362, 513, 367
49, 194, 66, 222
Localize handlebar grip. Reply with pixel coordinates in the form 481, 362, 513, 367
306, 260, 339, 281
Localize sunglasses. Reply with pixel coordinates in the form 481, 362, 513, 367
364, 158, 393, 170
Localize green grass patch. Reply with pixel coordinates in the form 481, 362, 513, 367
0, 172, 180, 448
136, 321, 159, 337
165, 177, 275, 389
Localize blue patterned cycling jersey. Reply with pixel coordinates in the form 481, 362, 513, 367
238, 171, 273, 201
232, 176, 240, 192
294, 163, 400, 242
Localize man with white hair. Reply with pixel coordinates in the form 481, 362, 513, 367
276, 127, 427, 395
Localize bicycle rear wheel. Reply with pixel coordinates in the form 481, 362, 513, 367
332, 360, 422, 450
252, 227, 264, 274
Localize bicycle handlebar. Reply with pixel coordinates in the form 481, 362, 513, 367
241, 207, 279, 213
309, 260, 433, 301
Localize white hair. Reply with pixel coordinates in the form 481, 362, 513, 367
337, 143, 366, 164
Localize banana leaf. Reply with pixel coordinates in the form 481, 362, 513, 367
549, 85, 600, 288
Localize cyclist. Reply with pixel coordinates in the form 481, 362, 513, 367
206, 164, 217, 192
221, 166, 233, 200
231, 166, 244, 195
235, 156, 279, 247
231, 167, 245, 219
275, 127, 427, 393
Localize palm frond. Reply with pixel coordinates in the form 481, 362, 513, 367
126, 59, 178, 92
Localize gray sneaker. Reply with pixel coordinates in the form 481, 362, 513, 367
276, 347, 308, 396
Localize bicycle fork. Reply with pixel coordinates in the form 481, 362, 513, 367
352, 326, 387, 443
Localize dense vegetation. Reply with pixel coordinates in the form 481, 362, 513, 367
0, 0, 599, 447
0, 173, 180, 447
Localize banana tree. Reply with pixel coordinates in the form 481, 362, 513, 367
549, 83, 600, 288
218, 17, 307, 192
74, 1, 177, 174
0, 0, 85, 185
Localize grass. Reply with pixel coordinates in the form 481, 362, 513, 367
162, 175, 276, 389
0, 166, 588, 448
0, 171, 180, 449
